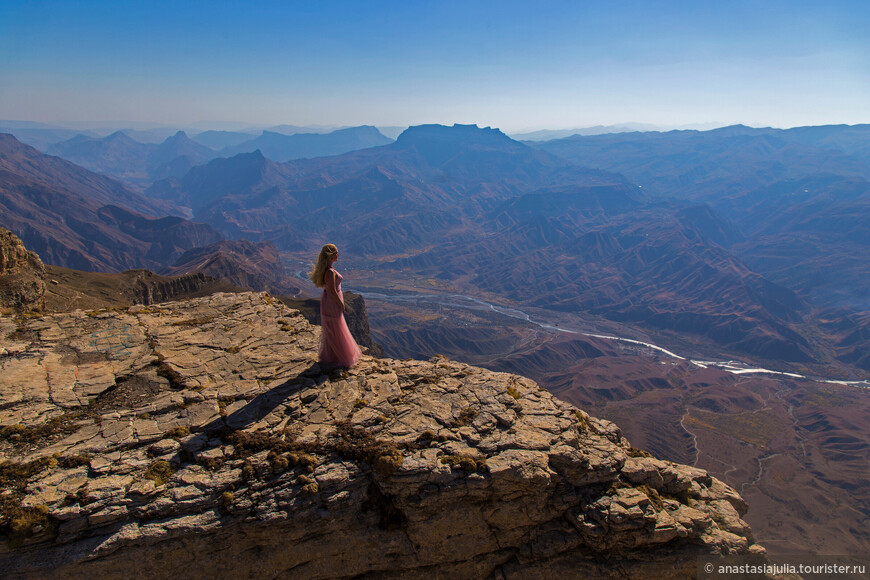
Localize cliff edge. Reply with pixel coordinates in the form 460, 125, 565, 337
0, 292, 762, 578
0, 229, 46, 312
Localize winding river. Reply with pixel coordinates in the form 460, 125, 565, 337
351, 286, 870, 389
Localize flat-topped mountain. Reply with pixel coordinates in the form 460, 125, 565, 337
0, 291, 761, 578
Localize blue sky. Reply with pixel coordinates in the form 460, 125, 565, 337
1, 0, 868, 131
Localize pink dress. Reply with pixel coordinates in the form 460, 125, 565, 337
319, 267, 362, 368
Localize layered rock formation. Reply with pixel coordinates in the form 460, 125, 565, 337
0, 293, 761, 578
0, 228, 46, 312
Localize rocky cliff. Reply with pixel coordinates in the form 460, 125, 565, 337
0, 292, 762, 578
0, 228, 46, 312
161, 239, 302, 297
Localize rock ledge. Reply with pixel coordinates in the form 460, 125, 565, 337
0, 292, 762, 578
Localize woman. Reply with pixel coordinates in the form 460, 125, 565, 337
308, 243, 362, 368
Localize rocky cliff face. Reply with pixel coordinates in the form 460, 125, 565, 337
0, 293, 761, 578
112, 269, 240, 306
0, 228, 45, 312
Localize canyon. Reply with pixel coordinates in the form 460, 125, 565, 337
1, 120, 868, 565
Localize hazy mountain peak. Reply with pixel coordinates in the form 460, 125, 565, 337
155, 130, 211, 156
0, 132, 27, 149
333, 125, 385, 136
105, 130, 138, 143
218, 126, 392, 162
709, 124, 770, 136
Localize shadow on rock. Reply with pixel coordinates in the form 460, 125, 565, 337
199, 362, 325, 434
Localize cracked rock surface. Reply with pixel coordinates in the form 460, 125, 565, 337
0, 292, 763, 578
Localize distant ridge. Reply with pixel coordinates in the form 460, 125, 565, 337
220, 125, 393, 162
47, 130, 217, 188
0, 133, 221, 272
511, 122, 662, 141
530, 123, 870, 315
191, 130, 257, 150
162, 239, 301, 296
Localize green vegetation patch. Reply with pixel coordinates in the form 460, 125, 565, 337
267, 449, 317, 474
225, 422, 408, 478
440, 454, 488, 473
144, 460, 175, 486
0, 407, 97, 450
414, 430, 447, 445
162, 426, 191, 440
626, 447, 653, 458
331, 422, 405, 477
574, 410, 593, 432
0, 454, 90, 548
637, 483, 665, 510
170, 316, 216, 327
153, 353, 185, 389
452, 407, 478, 427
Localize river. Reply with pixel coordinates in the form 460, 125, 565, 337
352, 286, 870, 389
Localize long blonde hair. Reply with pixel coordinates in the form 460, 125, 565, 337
309, 243, 338, 288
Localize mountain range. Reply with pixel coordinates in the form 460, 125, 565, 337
4, 122, 869, 372
48, 130, 217, 189
36, 126, 394, 190
530, 125, 870, 370
0, 133, 219, 272
0, 119, 867, 557
217, 125, 394, 162
142, 123, 866, 371
0, 134, 303, 296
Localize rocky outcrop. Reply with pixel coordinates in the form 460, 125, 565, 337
343, 291, 385, 357
0, 293, 762, 578
161, 239, 301, 296
114, 269, 242, 306
0, 228, 45, 312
